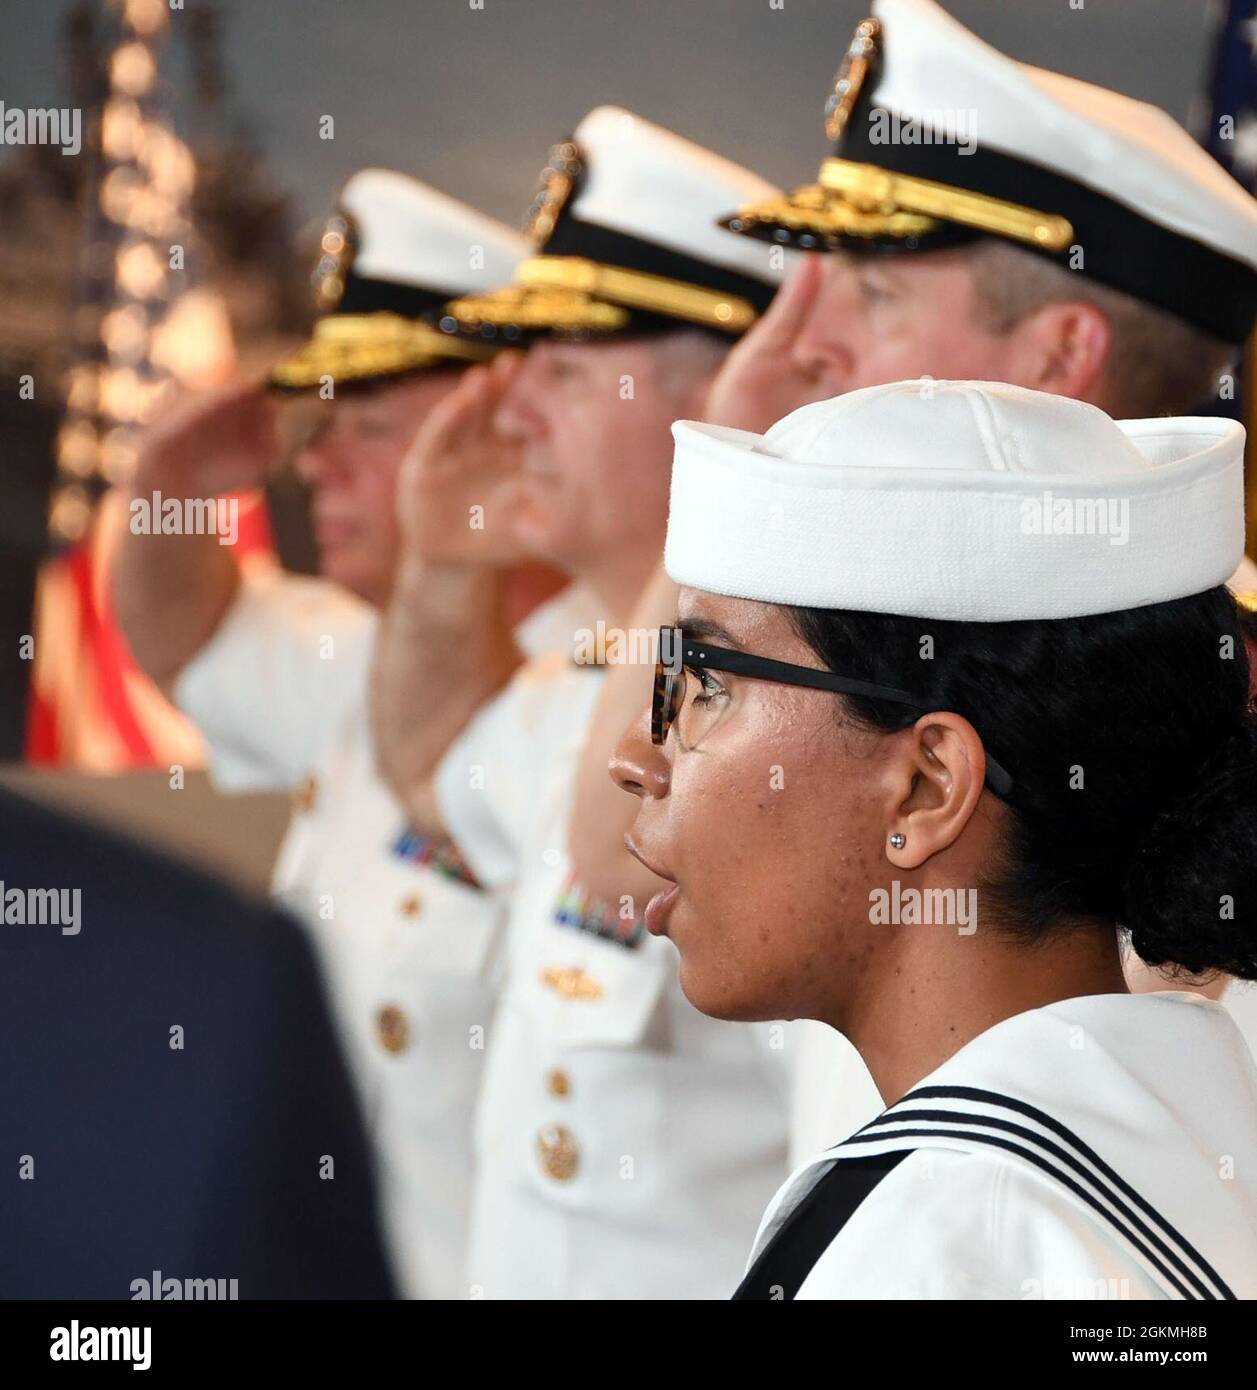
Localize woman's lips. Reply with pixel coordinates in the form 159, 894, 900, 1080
624, 835, 679, 937
643, 882, 680, 936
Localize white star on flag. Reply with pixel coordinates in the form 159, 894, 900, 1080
1232, 112, 1257, 177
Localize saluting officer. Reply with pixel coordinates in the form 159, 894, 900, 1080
113, 170, 581, 1298
371, 107, 801, 1297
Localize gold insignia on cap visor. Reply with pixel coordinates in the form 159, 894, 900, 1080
443, 255, 760, 337
268, 311, 494, 391
726, 159, 1073, 252
819, 159, 1073, 250
442, 281, 631, 336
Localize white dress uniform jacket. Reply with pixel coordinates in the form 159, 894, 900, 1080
746, 992, 1257, 1300
433, 649, 794, 1299
175, 564, 580, 1298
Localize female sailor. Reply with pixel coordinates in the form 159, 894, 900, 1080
611, 380, 1257, 1299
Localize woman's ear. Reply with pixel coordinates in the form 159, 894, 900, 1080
884, 712, 989, 869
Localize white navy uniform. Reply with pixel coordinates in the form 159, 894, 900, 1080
430, 105, 800, 1298
434, 650, 793, 1298
743, 993, 1257, 1299
172, 171, 541, 1297
176, 566, 586, 1297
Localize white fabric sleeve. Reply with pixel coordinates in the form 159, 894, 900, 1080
174, 566, 377, 793
434, 655, 603, 890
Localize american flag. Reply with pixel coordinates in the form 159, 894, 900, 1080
1200, 0, 1257, 184
1197, 0, 1257, 434
1197, 0, 1257, 563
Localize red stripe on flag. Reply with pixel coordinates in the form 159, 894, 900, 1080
67, 543, 156, 764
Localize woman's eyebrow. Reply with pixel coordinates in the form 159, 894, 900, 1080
677, 617, 743, 649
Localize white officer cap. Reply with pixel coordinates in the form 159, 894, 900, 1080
270, 170, 529, 390
665, 380, 1246, 621
724, 0, 1257, 343
442, 106, 792, 342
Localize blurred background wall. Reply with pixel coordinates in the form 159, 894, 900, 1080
2, 0, 1225, 229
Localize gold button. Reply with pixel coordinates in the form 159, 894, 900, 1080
540, 965, 605, 1001
536, 1123, 579, 1182
399, 894, 422, 918
293, 774, 318, 814
375, 1005, 410, 1055
547, 1069, 571, 1099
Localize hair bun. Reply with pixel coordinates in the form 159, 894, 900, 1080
1123, 720, 1257, 979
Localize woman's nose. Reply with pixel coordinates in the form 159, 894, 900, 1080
609, 704, 671, 800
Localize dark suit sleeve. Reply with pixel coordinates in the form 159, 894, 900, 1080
0, 788, 397, 1300
188, 910, 398, 1299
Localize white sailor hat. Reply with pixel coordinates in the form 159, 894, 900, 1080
723, 0, 1257, 343
270, 170, 530, 391
665, 380, 1246, 622
441, 106, 790, 342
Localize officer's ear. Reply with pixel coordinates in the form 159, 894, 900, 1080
663, 331, 731, 417
1002, 299, 1112, 404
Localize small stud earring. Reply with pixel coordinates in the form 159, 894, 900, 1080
888, 833, 906, 850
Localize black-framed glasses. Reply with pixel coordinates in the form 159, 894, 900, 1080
651, 625, 1014, 798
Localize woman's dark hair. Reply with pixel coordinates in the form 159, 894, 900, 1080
790, 587, 1257, 980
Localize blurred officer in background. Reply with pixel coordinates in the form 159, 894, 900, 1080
371, 107, 801, 1297
113, 171, 578, 1297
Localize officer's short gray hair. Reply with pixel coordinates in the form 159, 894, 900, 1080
639, 327, 731, 410
965, 238, 1237, 418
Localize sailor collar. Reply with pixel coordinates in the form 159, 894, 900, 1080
742, 992, 1257, 1300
